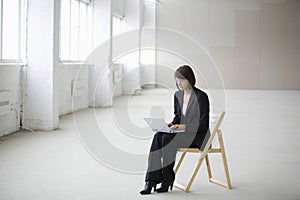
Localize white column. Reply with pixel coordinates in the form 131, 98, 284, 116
121, 0, 141, 94
89, 0, 112, 107
23, 0, 59, 130
140, 0, 156, 87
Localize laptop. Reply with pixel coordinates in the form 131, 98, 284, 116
143, 117, 185, 133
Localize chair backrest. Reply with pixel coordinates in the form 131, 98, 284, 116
201, 111, 225, 157
209, 112, 224, 145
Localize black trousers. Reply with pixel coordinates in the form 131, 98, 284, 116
145, 132, 199, 183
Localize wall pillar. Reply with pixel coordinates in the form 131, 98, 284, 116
23, 0, 59, 130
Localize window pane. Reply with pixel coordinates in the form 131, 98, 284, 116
112, 16, 119, 36
86, 5, 92, 59
112, 16, 125, 36
70, 0, 79, 60
60, 0, 90, 61
79, 2, 87, 60
20, 0, 26, 60
60, 0, 71, 60
2, 0, 20, 59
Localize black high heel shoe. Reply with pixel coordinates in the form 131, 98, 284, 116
156, 181, 174, 193
140, 181, 157, 195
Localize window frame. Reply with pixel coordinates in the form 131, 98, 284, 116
112, 14, 125, 36
0, 0, 26, 63
59, 0, 92, 63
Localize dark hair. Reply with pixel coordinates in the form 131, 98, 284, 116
174, 65, 196, 87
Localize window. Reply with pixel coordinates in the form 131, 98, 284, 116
60, 0, 91, 62
112, 15, 125, 36
0, 0, 26, 61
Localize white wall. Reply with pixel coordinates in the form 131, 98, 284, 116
88, 0, 112, 107
156, 0, 300, 90
0, 65, 22, 136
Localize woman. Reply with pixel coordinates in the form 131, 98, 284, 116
140, 65, 210, 195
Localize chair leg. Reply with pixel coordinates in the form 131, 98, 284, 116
205, 155, 212, 180
185, 157, 205, 192
218, 130, 232, 189
174, 151, 190, 191
174, 151, 187, 174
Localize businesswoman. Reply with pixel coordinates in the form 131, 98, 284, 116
140, 65, 210, 195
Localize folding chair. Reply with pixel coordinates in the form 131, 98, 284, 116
174, 111, 232, 192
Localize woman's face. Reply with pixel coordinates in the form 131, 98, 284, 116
176, 78, 190, 90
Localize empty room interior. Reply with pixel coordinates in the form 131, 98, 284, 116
0, 0, 300, 199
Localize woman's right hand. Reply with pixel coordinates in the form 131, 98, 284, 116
170, 124, 185, 130
167, 123, 173, 127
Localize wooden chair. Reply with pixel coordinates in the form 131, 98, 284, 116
174, 111, 232, 192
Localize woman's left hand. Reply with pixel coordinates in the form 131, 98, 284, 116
170, 124, 186, 130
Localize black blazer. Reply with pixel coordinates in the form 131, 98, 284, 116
171, 87, 210, 148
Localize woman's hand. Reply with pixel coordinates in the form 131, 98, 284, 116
167, 123, 173, 127
170, 124, 186, 130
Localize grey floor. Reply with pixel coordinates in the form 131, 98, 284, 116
0, 88, 300, 200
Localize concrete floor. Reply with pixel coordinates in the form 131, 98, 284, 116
0, 88, 300, 200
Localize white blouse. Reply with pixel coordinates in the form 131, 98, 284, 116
182, 94, 191, 116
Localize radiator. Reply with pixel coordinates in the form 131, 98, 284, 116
72, 79, 86, 97
0, 90, 10, 116
111, 64, 123, 97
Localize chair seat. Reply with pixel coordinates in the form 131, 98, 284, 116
178, 148, 221, 153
